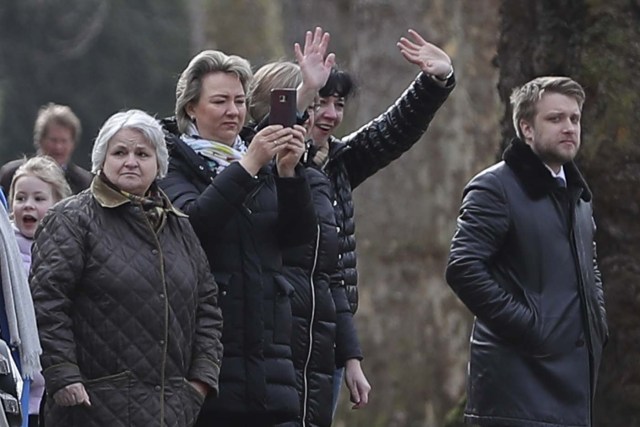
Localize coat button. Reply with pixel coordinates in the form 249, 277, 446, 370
336, 226, 341, 232
575, 339, 585, 347
154, 385, 161, 392
333, 200, 337, 206
199, 165, 205, 171
151, 249, 159, 255
160, 340, 165, 346
159, 293, 165, 299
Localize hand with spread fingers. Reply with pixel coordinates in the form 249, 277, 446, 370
53, 382, 92, 407
397, 29, 453, 80
276, 124, 307, 177
295, 26, 336, 112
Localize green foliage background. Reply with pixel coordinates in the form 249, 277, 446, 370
5, 2, 638, 427
0, 0, 191, 167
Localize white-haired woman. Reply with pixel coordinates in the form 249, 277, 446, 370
30, 109, 223, 427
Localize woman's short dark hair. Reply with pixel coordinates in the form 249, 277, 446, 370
319, 67, 357, 100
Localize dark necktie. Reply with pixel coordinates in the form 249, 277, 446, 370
552, 177, 570, 230
555, 177, 566, 188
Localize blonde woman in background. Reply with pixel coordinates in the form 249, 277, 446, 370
247, 60, 369, 427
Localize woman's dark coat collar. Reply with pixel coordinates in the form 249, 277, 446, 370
502, 137, 592, 202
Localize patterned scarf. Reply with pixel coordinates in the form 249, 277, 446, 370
182, 123, 247, 175
99, 173, 167, 231
0, 202, 42, 379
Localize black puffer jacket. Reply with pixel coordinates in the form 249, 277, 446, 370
278, 165, 362, 427
30, 177, 223, 427
446, 138, 608, 426
159, 132, 316, 425
324, 72, 455, 313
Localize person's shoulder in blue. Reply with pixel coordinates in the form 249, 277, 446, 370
0, 189, 41, 427
0, 187, 7, 210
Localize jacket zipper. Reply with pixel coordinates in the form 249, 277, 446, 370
242, 180, 265, 214
301, 224, 321, 427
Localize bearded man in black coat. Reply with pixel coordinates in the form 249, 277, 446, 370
446, 76, 608, 427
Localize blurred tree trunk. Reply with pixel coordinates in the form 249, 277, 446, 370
497, 1, 640, 425
341, 1, 501, 425
283, 1, 501, 426
201, 0, 285, 64
187, 0, 206, 53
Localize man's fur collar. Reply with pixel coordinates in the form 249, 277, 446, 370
502, 137, 592, 202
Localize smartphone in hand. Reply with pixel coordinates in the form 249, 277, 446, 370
269, 88, 297, 128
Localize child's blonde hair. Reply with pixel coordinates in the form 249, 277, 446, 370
9, 156, 72, 205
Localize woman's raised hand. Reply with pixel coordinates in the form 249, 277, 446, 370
295, 27, 336, 112
397, 29, 453, 80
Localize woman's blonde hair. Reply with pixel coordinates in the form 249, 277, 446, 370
248, 61, 302, 123
175, 50, 253, 134
9, 156, 72, 205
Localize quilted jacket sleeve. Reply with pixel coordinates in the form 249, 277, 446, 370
445, 170, 536, 342
339, 72, 454, 190
331, 283, 363, 367
276, 165, 316, 248
186, 231, 224, 396
30, 208, 86, 394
